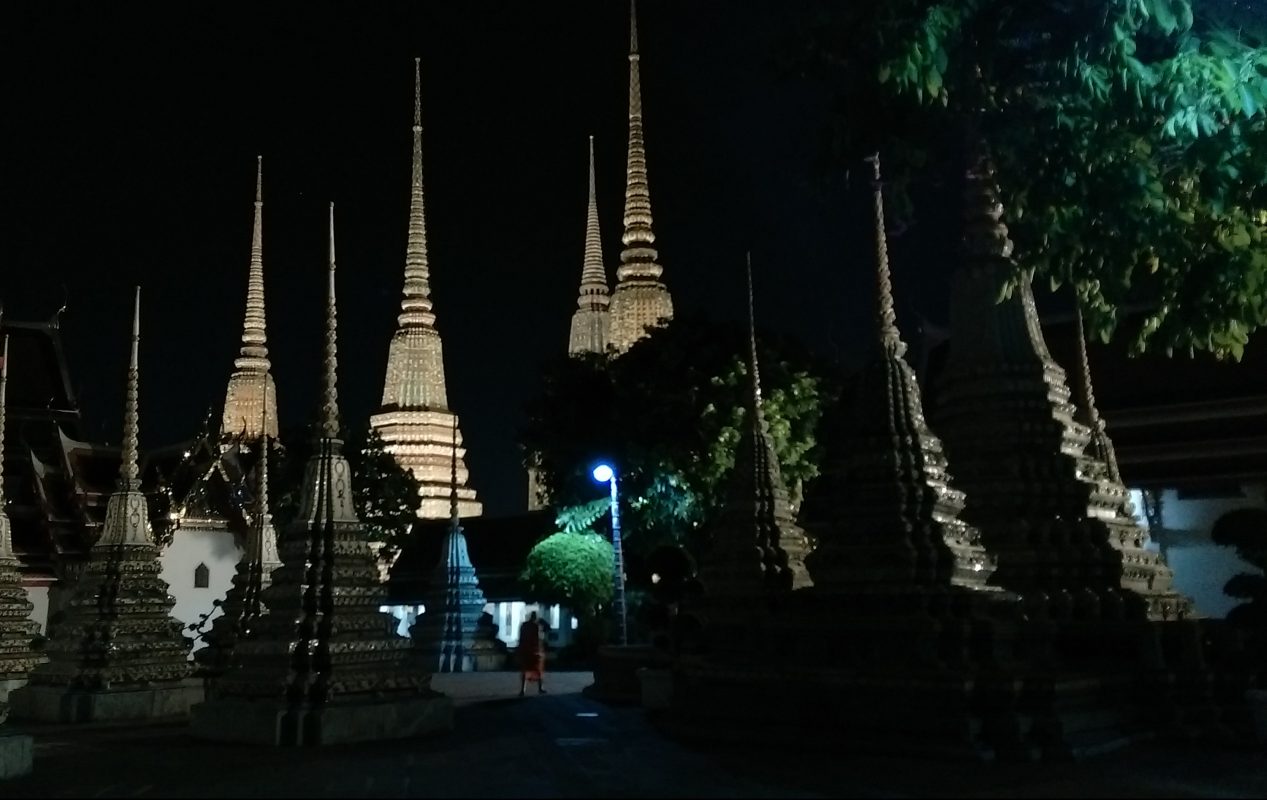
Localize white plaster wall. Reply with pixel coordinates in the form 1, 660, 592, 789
159, 527, 242, 652
1132, 483, 1267, 619
23, 584, 49, 634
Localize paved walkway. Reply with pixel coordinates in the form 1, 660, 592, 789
4, 672, 1267, 798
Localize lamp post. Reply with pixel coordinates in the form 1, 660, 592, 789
592, 463, 628, 646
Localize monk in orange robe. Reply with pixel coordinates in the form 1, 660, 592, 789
518, 611, 546, 696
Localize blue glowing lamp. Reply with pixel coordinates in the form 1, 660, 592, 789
592, 464, 614, 484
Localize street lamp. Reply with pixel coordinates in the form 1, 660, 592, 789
592, 462, 628, 646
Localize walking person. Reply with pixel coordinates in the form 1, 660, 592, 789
517, 610, 546, 697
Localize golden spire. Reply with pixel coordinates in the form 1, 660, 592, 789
619, 0, 661, 280
321, 203, 341, 439
866, 153, 906, 357
398, 57, 436, 330
222, 156, 277, 439
120, 287, 141, 492
579, 135, 609, 304
238, 154, 268, 365
1072, 303, 1123, 482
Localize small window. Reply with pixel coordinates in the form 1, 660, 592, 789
194, 563, 210, 589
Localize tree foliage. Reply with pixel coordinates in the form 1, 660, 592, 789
519, 530, 614, 620
521, 314, 833, 571
798, 0, 1267, 358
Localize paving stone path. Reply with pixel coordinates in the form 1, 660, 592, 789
4, 671, 1266, 798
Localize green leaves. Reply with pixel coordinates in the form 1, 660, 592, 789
519, 531, 614, 619
805, 0, 1267, 359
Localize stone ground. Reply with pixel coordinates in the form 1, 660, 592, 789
3, 671, 1266, 798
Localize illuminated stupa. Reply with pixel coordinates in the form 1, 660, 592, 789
608, 0, 674, 353
221, 156, 278, 441
191, 205, 452, 745
568, 136, 611, 356
370, 59, 481, 520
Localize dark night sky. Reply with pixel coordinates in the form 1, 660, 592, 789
1, 2, 953, 516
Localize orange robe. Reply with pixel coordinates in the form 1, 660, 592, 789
518, 620, 544, 681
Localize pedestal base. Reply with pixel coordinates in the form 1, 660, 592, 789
583, 645, 673, 706
9, 680, 201, 724
0, 731, 32, 780
190, 692, 454, 746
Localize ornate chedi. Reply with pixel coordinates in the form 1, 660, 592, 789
568, 136, 611, 355
1, 330, 41, 779
11, 290, 195, 723
370, 59, 481, 520
411, 421, 504, 672
697, 256, 812, 607
930, 144, 1191, 623
221, 156, 278, 441
191, 204, 452, 746
804, 155, 997, 596
194, 399, 282, 677
607, 0, 674, 354
1066, 306, 1185, 613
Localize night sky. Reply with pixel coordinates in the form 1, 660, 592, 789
2, 2, 957, 516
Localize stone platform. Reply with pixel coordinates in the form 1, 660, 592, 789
0, 731, 32, 780
9, 680, 201, 724
583, 645, 673, 706
190, 692, 454, 746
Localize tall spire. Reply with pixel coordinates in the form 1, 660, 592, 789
568, 136, 612, 355
120, 287, 141, 492
398, 57, 435, 330
222, 156, 277, 440
608, 0, 674, 353
866, 153, 905, 357
580, 136, 608, 299
619, 0, 659, 273
0, 331, 7, 505
321, 203, 341, 439
372, 59, 482, 520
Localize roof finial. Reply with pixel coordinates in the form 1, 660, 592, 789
1072, 302, 1101, 428
120, 287, 142, 491
449, 416, 460, 530
413, 57, 422, 131
630, 0, 639, 57
866, 153, 905, 357
397, 58, 435, 330
746, 252, 762, 408
321, 203, 341, 439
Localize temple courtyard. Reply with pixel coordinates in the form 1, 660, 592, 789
1, 672, 1263, 798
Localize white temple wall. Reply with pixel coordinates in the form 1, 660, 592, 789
378, 600, 576, 650
1131, 483, 1267, 619
159, 526, 243, 652
23, 584, 49, 634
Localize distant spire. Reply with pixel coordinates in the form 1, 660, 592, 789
449, 417, 460, 531
579, 135, 609, 303
866, 153, 906, 357
397, 57, 436, 330
321, 203, 341, 438
746, 252, 762, 408
619, 0, 660, 276
120, 287, 141, 491
239, 157, 270, 366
